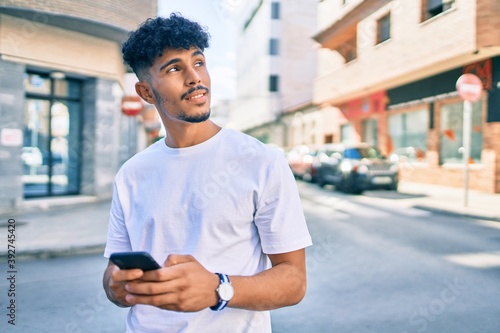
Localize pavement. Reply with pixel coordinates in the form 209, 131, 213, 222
1, 181, 499, 260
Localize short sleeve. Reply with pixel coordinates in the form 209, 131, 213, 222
254, 151, 312, 254
103, 180, 132, 258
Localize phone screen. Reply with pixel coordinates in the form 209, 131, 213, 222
110, 252, 161, 271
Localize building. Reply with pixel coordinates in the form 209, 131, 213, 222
0, 0, 157, 212
313, 0, 500, 193
231, 0, 318, 147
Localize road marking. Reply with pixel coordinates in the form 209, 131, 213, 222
445, 251, 500, 268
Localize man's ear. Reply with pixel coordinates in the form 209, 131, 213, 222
135, 82, 154, 104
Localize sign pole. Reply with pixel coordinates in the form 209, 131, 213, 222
462, 100, 471, 207
456, 73, 482, 208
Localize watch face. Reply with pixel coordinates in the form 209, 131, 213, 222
218, 282, 234, 301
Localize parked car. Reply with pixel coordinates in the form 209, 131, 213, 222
389, 146, 426, 164
315, 143, 399, 194
286, 145, 317, 182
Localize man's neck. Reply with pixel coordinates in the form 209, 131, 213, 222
164, 120, 221, 148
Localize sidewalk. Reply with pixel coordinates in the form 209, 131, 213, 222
1, 181, 499, 259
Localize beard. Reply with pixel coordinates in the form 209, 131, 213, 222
152, 87, 211, 123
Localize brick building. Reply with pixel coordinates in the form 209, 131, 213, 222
312, 0, 500, 193
0, 0, 157, 212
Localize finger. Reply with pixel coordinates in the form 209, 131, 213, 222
125, 279, 182, 296
164, 254, 194, 267
125, 292, 183, 311
112, 268, 144, 282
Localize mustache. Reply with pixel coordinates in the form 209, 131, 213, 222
181, 85, 209, 100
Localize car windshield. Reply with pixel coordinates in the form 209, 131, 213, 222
344, 147, 384, 159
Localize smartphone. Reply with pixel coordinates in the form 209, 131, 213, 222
110, 251, 161, 271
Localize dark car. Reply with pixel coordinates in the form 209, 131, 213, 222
315, 143, 398, 194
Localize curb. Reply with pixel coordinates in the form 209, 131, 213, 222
412, 204, 500, 222
0, 244, 106, 261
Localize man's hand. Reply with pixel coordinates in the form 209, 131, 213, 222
103, 262, 144, 308
123, 254, 220, 312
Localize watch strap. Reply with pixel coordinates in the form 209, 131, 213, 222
210, 273, 231, 311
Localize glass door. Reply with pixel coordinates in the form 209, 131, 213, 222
23, 72, 81, 197
23, 99, 50, 196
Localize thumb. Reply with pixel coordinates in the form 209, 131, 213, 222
164, 254, 195, 267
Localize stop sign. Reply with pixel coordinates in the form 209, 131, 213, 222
456, 73, 483, 102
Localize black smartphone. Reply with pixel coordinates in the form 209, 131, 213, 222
110, 251, 161, 271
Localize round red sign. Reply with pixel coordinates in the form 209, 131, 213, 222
456, 73, 483, 102
122, 96, 143, 116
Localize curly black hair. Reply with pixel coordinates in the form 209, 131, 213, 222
122, 13, 210, 80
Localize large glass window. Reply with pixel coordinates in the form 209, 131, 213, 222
440, 100, 483, 165
22, 72, 82, 197
388, 109, 428, 162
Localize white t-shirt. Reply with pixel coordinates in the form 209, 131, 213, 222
104, 128, 312, 333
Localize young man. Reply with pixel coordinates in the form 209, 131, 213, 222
103, 13, 312, 332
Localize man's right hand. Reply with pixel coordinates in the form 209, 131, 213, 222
104, 261, 144, 307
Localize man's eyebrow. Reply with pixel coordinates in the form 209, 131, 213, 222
159, 58, 181, 72
192, 50, 205, 58
158, 50, 205, 72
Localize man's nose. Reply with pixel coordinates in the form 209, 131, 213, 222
185, 67, 201, 86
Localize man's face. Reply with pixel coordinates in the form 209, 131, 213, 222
147, 46, 211, 123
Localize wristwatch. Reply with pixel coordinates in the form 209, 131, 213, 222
210, 273, 234, 311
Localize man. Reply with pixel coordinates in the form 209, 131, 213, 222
103, 13, 312, 332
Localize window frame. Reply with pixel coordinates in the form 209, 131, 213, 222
376, 13, 391, 44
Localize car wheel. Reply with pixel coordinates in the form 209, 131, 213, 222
341, 175, 362, 195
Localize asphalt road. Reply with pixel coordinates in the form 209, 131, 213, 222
1, 181, 499, 332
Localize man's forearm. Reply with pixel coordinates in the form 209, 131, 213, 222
229, 256, 307, 311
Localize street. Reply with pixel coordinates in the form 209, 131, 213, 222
1, 181, 500, 332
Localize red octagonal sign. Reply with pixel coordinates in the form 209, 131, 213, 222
456, 73, 483, 102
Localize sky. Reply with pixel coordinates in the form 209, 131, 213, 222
157, 0, 241, 106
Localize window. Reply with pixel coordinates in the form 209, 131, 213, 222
269, 75, 279, 92
23, 72, 82, 197
422, 0, 455, 21
376, 13, 391, 44
388, 109, 428, 159
340, 123, 355, 143
269, 38, 279, 55
440, 100, 483, 165
362, 118, 378, 147
271, 2, 280, 19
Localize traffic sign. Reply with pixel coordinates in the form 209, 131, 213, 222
122, 96, 143, 116
456, 73, 483, 102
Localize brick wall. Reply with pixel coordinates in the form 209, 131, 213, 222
477, 0, 500, 49
0, 0, 157, 31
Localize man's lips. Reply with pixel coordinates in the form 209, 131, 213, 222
186, 91, 206, 101
182, 87, 209, 101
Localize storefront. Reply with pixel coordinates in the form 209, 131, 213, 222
386, 58, 500, 193
0, 2, 156, 212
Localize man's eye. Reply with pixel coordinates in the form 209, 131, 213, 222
167, 66, 179, 73
194, 61, 204, 67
